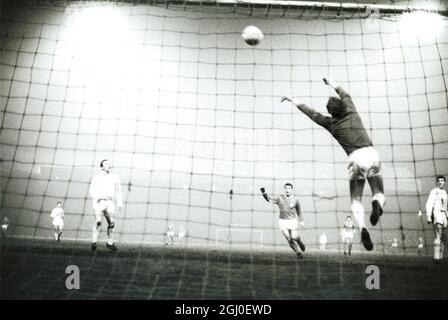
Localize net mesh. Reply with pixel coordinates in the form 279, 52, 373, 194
1, 0, 448, 299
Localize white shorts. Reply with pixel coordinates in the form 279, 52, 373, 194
432, 210, 448, 228
279, 218, 298, 231
52, 218, 64, 229
93, 199, 115, 222
418, 244, 424, 249
341, 231, 354, 241
1, 224, 8, 231
348, 147, 382, 180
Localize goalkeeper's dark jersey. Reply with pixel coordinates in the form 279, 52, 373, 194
300, 87, 373, 156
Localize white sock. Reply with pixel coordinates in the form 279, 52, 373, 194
351, 201, 366, 230
434, 239, 441, 260
92, 225, 99, 243
107, 226, 114, 245
373, 193, 385, 208
54, 232, 58, 241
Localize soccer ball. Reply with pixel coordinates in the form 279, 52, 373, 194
242, 25, 263, 46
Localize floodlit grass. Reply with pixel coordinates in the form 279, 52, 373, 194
1, 238, 447, 299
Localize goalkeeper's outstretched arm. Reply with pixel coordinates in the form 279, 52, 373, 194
281, 96, 331, 128
323, 77, 356, 113
260, 187, 278, 204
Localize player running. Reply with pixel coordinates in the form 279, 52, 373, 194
260, 183, 306, 259
426, 175, 447, 263
341, 216, 356, 255
89, 159, 123, 251
281, 78, 385, 251
50, 202, 64, 242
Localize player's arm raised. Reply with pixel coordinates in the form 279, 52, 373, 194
281, 96, 332, 128
323, 77, 356, 113
260, 187, 278, 204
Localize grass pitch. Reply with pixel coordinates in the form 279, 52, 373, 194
1, 238, 447, 299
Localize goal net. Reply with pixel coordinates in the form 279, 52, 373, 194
1, 0, 447, 256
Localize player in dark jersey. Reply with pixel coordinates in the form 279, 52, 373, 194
260, 183, 306, 259
281, 78, 385, 251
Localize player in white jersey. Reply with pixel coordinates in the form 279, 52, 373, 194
417, 237, 424, 255
426, 175, 447, 263
319, 233, 328, 250
341, 216, 356, 255
1, 216, 9, 235
165, 224, 175, 246
89, 159, 123, 251
390, 237, 398, 252
260, 183, 306, 259
50, 202, 64, 242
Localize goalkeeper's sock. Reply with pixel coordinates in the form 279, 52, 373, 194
351, 201, 366, 230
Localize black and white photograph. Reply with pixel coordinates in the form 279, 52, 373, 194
1, 0, 447, 305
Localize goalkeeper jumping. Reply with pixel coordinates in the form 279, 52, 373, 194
282, 78, 385, 251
